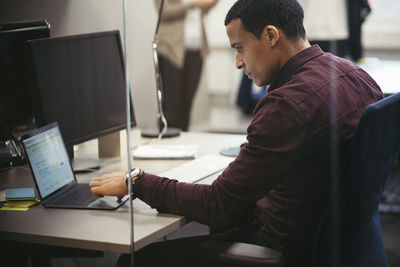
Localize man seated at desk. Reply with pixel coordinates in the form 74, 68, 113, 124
90, 0, 383, 266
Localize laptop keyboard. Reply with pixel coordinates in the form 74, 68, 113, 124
50, 184, 95, 207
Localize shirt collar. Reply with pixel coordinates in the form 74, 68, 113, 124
268, 45, 324, 92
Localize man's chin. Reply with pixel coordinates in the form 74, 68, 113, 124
250, 76, 268, 87
253, 80, 263, 87
254, 79, 269, 88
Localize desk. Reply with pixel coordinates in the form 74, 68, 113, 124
359, 58, 400, 95
0, 130, 246, 253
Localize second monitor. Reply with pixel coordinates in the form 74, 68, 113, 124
26, 30, 135, 170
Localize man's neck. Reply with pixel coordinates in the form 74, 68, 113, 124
279, 38, 311, 68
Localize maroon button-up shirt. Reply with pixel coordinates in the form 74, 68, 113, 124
134, 46, 383, 246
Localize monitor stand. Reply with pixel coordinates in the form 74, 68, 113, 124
70, 132, 121, 173
98, 132, 121, 157
140, 127, 181, 138
71, 157, 102, 173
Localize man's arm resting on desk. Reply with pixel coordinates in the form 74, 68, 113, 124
89, 162, 263, 232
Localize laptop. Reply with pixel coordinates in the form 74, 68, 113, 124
21, 122, 128, 209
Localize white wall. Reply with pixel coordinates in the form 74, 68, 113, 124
204, 0, 242, 103
0, 0, 158, 129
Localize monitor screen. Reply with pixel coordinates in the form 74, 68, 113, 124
26, 30, 135, 157
0, 20, 50, 137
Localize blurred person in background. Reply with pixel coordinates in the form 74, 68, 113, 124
154, 0, 218, 131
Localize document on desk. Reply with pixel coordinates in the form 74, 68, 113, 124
132, 144, 199, 159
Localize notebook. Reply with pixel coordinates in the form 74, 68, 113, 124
21, 122, 128, 209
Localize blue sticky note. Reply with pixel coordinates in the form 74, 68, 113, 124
6, 188, 36, 200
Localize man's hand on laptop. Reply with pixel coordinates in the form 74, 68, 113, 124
90, 172, 128, 201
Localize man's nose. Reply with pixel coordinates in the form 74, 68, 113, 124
236, 54, 244, 69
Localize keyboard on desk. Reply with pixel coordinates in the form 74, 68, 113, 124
160, 154, 234, 183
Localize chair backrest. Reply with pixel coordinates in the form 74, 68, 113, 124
312, 92, 400, 267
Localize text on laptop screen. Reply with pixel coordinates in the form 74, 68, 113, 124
23, 126, 75, 198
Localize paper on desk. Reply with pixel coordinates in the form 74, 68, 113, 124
133, 144, 199, 159
0, 199, 40, 211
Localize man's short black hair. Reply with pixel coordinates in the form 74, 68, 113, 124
225, 0, 306, 40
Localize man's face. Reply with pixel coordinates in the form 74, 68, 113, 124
226, 19, 279, 87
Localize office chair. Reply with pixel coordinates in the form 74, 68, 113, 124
312, 92, 400, 267
202, 92, 400, 267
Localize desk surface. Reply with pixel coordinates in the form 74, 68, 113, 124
359, 58, 400, 95
0, 130, 246, 253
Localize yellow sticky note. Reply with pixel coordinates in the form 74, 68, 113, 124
0, 206, 30, 211
0, 199, 40, 211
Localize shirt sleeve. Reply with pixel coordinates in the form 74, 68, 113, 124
134, 93, 307, 231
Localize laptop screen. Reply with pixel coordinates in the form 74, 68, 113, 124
23, 124, 75, 198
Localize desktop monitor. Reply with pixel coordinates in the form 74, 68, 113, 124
26, 30, 135, 164
0, 20, 50, 137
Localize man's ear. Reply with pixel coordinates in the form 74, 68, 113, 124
264, 25, 280, 47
